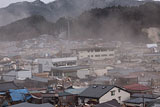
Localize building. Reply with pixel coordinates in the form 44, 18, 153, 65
2, 69, 32, 81
124, 98, 154, 107
36, 57, 77, 73
124, 93, 160, 106
123, 84, 152, 94
52, 57, 77, 67
50, 65, 90, 78
78, 84, 130, 105
58, 88, 87, 106
0, 81, 19, 92
72, 47, 115, 60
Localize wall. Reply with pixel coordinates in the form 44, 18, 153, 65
99, 87, 130, 104
16, 70, 32, 80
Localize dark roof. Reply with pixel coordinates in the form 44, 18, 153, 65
95, 99, 121, 107
79, 84, 115, 98
124, 98, 155, 104
132, 94, 160, 99
0, 81, 19, 91
10, 102, 53, 107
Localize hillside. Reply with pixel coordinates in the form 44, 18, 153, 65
0, 15, 55, 41
1, 2, 160, 42
0, 0, 144, 26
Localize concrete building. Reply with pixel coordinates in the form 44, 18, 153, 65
72, 47, 115, 60
50, 65, 90, 78
36, 57, 77, 73
2, 69, 32, 81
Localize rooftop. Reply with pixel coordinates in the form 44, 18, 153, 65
123, 84, 150, 91
132, 94, 160, 99
79, 85, 116, 98
10, 102, 53, 107
124, 98, 155, 104
0, 81, 19, 92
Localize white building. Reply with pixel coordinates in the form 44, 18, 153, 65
72, 47, 115, 60
2, 69, 32, 81
78, 84, 130, 104
16, 69, 32, 80
36, 57, 77, 72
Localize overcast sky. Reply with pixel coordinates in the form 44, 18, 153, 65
0, 0, 55, 8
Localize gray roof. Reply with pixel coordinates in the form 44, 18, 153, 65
95, 99, 121, 107
10, 103, 53, 107
0, 81, 19, 91
65, 88, 87, 95
79, 84, 115, 98
132, 94, 160, 99
125, 98, 155, 104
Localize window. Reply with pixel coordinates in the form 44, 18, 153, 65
111, 90, 115, 96
109, 54, 114, 56
118, 96, 121, 101
118, 89, 121, 93
95, 55, 100, 57
101, 54, 107, 57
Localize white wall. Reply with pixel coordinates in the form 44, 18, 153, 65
77, 69, 90, 79
16, 70, 32, 80
99, 87, 130, 104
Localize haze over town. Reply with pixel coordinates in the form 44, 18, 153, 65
0, 0, 160, 107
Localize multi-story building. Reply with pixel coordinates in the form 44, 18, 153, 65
72, 47, 115, 60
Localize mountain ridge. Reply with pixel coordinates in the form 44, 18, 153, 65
0, 0, 145, 26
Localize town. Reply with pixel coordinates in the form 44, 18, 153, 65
0, 35, 160, 107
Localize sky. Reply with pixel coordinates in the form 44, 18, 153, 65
0, 0, 55, 8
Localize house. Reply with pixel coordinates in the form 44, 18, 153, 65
124, 98, 155, 107
78, 84, 130, 105
9, 89, 32, 105
123, 84, 152, 94
124, 94, 160, 107
95, 99, 121, 107
41, 93, 58, 105
0, 81, 19, 92
0, 81, 19, 106
72, 47, 115, 60
58, 87, 87, 106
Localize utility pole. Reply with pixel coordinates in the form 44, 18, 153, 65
67, 18, 70, 41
